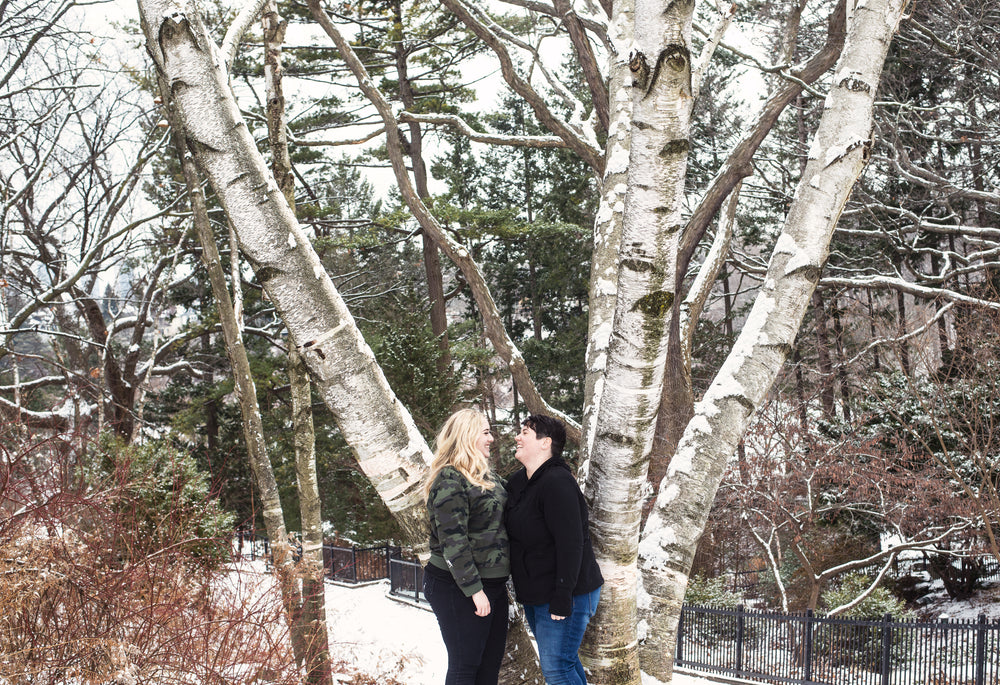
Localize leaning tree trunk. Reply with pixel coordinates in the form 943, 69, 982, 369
137, 0, 433, 547
636, 1, 908, 680
307, 0, 580, 445
389, 0, 452, 375
580, 1, 694, 683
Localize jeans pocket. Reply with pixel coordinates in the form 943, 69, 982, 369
587, 586, 602, 617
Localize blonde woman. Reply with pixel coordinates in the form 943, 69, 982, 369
423, 408, 510, 685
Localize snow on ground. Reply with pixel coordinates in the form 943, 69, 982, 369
234, 560, 999, 684
913, 577, 1000, 620
324, 580, 442, 683
318, 576, 711, 685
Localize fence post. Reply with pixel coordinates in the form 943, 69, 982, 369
974, 614, 987, 685
351, 546, 358, 583
880, 613, 893, 685
803, 609, 814, 684
735, 605, 745, 675
676, 607, 685, 667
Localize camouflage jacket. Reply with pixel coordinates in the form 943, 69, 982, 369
427, 466, 510, 596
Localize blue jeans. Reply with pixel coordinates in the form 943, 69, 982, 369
522, 586, 601, 685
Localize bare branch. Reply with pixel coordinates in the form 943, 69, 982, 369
397, 112, 568, 148
306, 0, 583, 443
221, 0, 270, 71
436, 0, 605, 174
820, 275, 1000, 310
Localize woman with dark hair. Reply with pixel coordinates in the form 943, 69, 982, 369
505, 414, 604, 685
423, 408, 510, 685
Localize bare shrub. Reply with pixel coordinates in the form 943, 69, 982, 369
0, 428, 298, 683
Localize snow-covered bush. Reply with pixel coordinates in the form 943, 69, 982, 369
821, 572, 912, 619
685, 573, 744, 609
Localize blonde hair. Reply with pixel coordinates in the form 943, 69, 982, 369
424, 408, 495, 501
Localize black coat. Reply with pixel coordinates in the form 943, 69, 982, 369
504, 457, 603, 617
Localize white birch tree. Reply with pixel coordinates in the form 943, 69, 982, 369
636, 2, 909, 680
129, 1, 991, 684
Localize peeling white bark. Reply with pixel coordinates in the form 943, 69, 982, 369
581, 0, 634, 470
581, 1, 694, 682
637, 0, 909, 679
136, 0, 433, 544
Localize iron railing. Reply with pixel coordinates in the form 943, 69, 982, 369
388, 556, 425, 604
323, 543, 400, 584
232, 532, 270, 561
677, 604, 1000, 685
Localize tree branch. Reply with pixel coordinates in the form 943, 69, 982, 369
436, 0, 604, 174
307, 0, 583, 443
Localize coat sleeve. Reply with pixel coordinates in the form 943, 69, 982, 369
541, 472, 585, 617
428, 469, 483, 596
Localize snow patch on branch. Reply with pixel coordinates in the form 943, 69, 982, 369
777, 232, 818, 276
606, 140, 630, 174
823, 138, 867, 168
773, 232, 797, 257
637, 619, 649, 640
636, 576, 651, 610
637, 521, 676, 570
657, 482, 680, 507
594, 277, 616, 297
287, 232, 296, 249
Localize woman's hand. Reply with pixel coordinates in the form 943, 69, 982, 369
472, 590, 491, 617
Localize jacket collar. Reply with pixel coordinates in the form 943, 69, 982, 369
526, 455, 570, 482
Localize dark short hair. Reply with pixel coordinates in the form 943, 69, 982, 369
523, 414, 566, 459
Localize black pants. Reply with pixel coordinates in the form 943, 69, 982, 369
423, 566, 508, 685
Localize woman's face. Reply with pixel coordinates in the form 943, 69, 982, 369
514, 424, 549, 464
475, 418, 494, 458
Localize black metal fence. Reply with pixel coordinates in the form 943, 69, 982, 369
233, 532, 270, 561
677, 604, 1000, 685
323, 543, 400, 584
389, 556, 426, 604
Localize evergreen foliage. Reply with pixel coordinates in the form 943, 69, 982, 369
93, 436, 235, 567
685, 574, 743, 609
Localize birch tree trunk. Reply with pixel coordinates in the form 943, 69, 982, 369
262, 1, 333, 681
581, 0, 633, 465
636, 1, 908, 680
581, 2, 693, 682
137, 0, 433, 548
162, 110, 307, 667
289, 347, 332, 685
